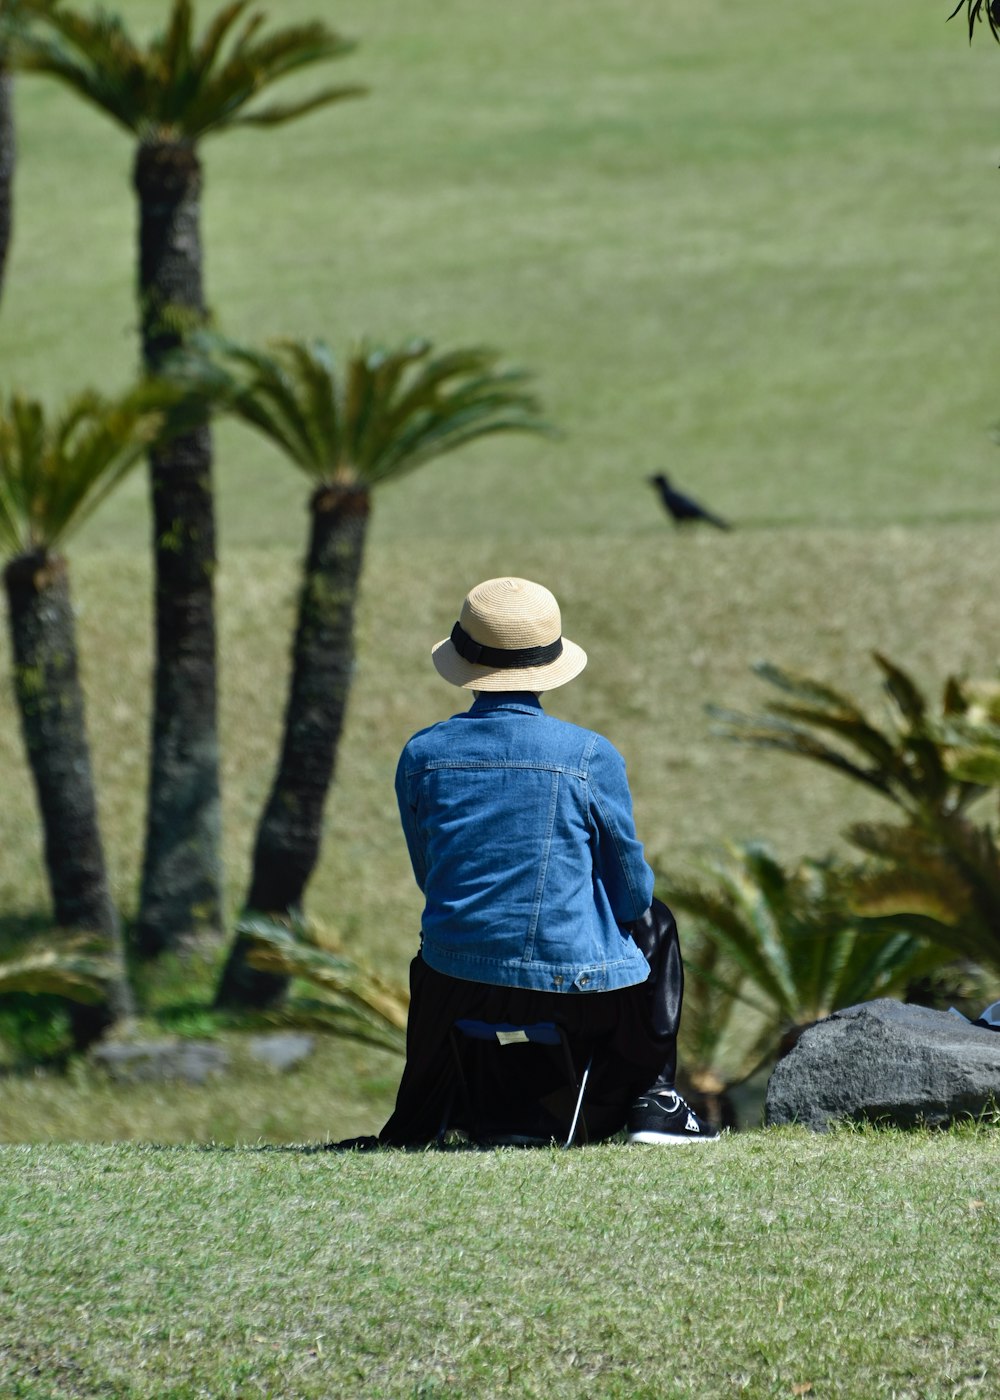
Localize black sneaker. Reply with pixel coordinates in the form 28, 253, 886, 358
627, 1090, 721, 1145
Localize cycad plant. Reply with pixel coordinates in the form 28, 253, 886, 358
662, 841, 953, 1116
711, 654, 1000, 978
0, 387, 162, 1045
166, 333, 551, 1007
12, 0, 365, 958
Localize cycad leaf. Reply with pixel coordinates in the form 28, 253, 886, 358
237, 916, 408, 1032
946, 747, 1000, 786
763, 701, 901, 773
228, 84, 367, 130
707, 708, 894, 794
192, 1, 251, 77
664, 874, 796, 1012
874, 651, 927, 727
848, 868, 970, 925
943, 674, 969, 716
259, 997, 404, 1055
751, 660, 866, 717
847, 820, 937, 862
0, 937, 117, 1004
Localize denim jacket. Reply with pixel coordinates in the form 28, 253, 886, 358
395, 692, 654, 993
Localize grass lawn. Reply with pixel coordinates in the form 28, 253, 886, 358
1, 0, 1000, 1142
2, 7, 1000, 1393
1, 1127, 998, 1398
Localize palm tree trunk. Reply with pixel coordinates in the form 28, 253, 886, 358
133, 139, 223, 958
0, 66, 14, 301
215, 484, 371, 1009
3, 551, 133, 1047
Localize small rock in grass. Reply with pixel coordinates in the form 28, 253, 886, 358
247, 1032, 315, 1072
91, 1039, 230, 1085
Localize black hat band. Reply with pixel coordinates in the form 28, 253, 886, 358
450, 621, 564, 669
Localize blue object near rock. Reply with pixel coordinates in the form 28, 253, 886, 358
765, 999, 1000, 1131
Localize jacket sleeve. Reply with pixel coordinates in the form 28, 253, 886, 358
587, 735, 655, 925
395, 748, 428, 893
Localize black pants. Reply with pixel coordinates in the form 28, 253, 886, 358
379, 898, 683, 1146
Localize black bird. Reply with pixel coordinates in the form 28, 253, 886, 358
648, 473, 731, 530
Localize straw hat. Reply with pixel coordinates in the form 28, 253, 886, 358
432, 577, 588, 692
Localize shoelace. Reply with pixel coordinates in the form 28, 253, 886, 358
647, 1090, 683, 1112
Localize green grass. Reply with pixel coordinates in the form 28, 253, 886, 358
3, 0, 1000, 1142
1, 1128, 998, 1398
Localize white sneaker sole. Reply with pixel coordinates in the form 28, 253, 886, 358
628, 1130, 720, 1145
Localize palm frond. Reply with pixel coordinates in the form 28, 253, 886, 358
762, 701, 903, 771
225, 84, 367, 131
340, 341, 430, 469
192, 0, 251, 76
962, 680, 1000, 725
847, 820, 939, 863
874, 652, 928, 726
833, 931, 950, 1012
932, 704, 1000, 788
751, 657, 925, 785
165, 333, 551, 490
750, 660, 868, 715
0, 933, 117, 1004
236, 914, 408, 1039
712, 654, 998, 822
844, 804, 1000, 974
664, 864, 798, 1012
677, 937, 775, 1090
13, 2, 364, 141
256, 997, 404, 1056
948, 0, 1000, 43
11, 9, 148, 134
159, 334, 326, 473
707, 706, 895, 796
848, 866, 971, 926
0, 386, 163, 557
159, 0, 194, 88
663, 842, 946, 1054
274, 339, 342, 469
0, 1, 55, 52
946, 746, 1000, 786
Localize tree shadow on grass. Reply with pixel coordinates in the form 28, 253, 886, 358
0, 910, 57, 954
0, 912, 80, 1076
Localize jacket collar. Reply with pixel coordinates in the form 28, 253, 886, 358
468, 691, 544, 717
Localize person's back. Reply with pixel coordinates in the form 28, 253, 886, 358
397, 691, 652, 993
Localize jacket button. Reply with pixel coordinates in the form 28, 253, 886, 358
553, 975, 564, 987
577, 974, 590, 987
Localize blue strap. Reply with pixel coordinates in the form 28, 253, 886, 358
454, 1019, 563, 1046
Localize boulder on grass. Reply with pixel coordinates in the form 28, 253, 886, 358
765, 998, 1000, 1131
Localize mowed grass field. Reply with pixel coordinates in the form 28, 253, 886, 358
1, 1129, 998, 1399
2, 0, 1000, 1143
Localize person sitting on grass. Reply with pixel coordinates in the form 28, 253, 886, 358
378, 575, 719, 1147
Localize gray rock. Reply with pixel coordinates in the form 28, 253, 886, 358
247, 1032, 315, 1072
91, 1039, 230, 1085
765, 998, 1000, 1131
